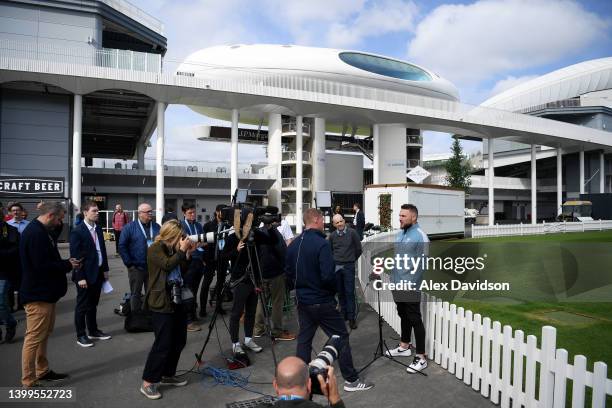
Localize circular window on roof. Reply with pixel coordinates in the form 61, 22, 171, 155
339, 52, 431, 82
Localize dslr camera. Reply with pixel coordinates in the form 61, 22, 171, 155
168, 279, 182, 304
309, 335, 341, 395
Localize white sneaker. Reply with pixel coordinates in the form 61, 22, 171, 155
406, 356, 427, 373
244, 338, 263, 353
343, 378, 374, 392
385, 344, 411, 357
232, 343, 245, 355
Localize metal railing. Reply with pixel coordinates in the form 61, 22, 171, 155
282, 121, 311, 135
87, 158, 266, 174
0, 40, 161, 73
407, 159, 422, 169
406, 135, 423, 145
472, 220, 612, 238
98, 0, 165, 35
519, 98, 581, 114
281, 203, 311, 215
282, 151, 311, 162
97, 210, 137, 235
281, 178, 310, 189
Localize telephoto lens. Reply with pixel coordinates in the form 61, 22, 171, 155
187, 232, 216, 244
309, 335, 341, 394
168, 280, 182, 304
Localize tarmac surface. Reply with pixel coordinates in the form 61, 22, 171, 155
0, 242, 495, 408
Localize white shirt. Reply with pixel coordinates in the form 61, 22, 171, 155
84, 220, 103, 267
353, 209, 359, 226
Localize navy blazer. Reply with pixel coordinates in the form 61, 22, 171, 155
69, 222, 109, 284
354, 210, 365, 231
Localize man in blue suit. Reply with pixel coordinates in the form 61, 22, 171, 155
70, 201, 111, 348
118, 203, 161, 312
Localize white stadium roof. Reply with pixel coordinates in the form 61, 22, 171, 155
480, 57, 612, 112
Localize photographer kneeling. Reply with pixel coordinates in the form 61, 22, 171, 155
140, 220, 196, 400
256, 356, 344, 408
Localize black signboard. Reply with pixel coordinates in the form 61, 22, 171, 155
209, 126, 269, 143
0, 177, 65, 196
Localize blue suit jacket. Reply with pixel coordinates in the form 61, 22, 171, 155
69, 222, 109, 284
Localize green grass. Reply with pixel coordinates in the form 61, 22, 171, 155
453, 230, 612, 368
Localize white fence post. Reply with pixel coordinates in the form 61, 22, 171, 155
553, 348, 568, 408
481, 317, 492, 398
472, 313, 482, 392
442, 302, 450, 369
539, 326, 557, 408
464, 310, 474, 386
592, 361, 608, 408
571, 355, 586, 408
435, 300, 443, 365
455, 307, 465, 380
525, 334, 538, 408
491, 321, 502, 404
512, 330, 525, 406
448, 304, 457, 374
501, 325, 513, 408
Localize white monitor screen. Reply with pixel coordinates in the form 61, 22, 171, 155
235, 189, 248, 204
315, 191, 332, 208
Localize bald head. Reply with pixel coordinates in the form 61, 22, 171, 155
137, 203, 153, 223
274, 357, 309, 392
332, 214, 346, 231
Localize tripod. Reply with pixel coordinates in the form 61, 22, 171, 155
358, 282, 427, 376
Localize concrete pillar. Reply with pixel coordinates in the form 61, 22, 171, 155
312, 117, 326, 200
72, 94, 83, 216
600, 151, 605, 193
230, 108, 239, 199
296, 115, 303, 233
267, 113, 282, 208
372, 124, 380, 184
557, 147, 563, 215
375, 124, 406, 184
155, 102, 166, 222
579, 148, 585, 194
488, 138, 495, 226
531, 144, 537, 224
137, 143, 145, 169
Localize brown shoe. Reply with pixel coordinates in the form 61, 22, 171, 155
187, 323, 201, 332
275, 331, 296, 341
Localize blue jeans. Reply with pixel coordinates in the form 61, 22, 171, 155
0, 280, 17, 327
336, 263, 356, 320
296, 302, 359, 383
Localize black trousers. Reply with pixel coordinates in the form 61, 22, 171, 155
74, 273, 103, 337
229, 281, 257, 343
142, 308, 187, 383
184, 258, 204, 321
296, 302, 359, 383
113, 229, 122, 254
201, 259, 228, 311
395, 301, 426, 354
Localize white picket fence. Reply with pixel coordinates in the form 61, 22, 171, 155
357, 231, 612, 407
472, 220, 612, 238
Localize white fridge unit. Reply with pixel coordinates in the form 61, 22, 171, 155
364, 183, 465, 238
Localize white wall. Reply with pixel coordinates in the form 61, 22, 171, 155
325, 152, 363, 192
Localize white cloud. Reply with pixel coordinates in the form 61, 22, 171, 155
489, 74, 539, 97
326, 0, 418, 48
407, 0, 609, 85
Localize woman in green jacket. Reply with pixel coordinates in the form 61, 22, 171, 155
140, 220, 195, 400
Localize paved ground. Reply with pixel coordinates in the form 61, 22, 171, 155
0, 242, 495, 408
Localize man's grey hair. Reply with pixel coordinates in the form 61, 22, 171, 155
38, 201, 66, 217
275, 360, 309, 389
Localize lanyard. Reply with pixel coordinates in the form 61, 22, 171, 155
185, 220, 196, 235
138, 220, 153, 241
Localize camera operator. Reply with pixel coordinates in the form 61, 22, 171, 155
253, 220, 295, 341
140, 220, 196, 400
222, 211, 279, 356
255, 356, 345, 408
201, 204, 229, 317
285, 208, 373, 392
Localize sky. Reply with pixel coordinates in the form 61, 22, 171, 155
127, 0, 612, 164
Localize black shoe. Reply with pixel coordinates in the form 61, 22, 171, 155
216, 308, 226, 316
39, 370, 69, 382
5, 325, 16, 343
349, 320, 358, 330
77, 336, 94, 347
89, 331, 111, 340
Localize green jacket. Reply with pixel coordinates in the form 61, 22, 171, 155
144, 241, 187, 313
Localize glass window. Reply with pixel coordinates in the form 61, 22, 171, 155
338, 52, 432, 82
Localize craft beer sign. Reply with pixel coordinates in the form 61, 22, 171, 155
0, 177, 65, 196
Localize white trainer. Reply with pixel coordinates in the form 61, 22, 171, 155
406, 356, 427, 373
385, 344, 411, 357
244, 338, 263, 353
